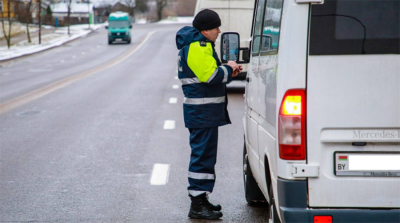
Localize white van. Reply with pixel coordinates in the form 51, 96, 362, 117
220, 0, 400, 222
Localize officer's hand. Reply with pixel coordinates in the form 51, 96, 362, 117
227, 61, 239, 71
232, 65, 243, 77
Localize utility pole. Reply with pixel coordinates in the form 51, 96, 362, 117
38, 0, 41, 44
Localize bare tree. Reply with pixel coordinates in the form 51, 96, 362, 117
24, 0, 34, 43
0, 0, 15, 48
135, 0, 148, 14
156, 0, 167, 21
67, 0, 72, 35
123, 0, 135, 16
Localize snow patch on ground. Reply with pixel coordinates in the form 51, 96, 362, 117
157, 17, 194, 24
0, 18, 191, 62
0, 24, 103, 61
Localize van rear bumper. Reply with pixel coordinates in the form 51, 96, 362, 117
277, 178, 400, 223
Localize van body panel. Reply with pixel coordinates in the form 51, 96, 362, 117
247, 114, 261, 178
307, 55, 400, 208
257, 122, 276, 201
236, 0, 400, 220
247, 57, 260, 113
257, 55, 278, 124
273, 0, 309, 182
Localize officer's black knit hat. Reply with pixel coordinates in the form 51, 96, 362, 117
192, 9, 221, 31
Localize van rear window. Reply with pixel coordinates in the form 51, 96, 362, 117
309, 0, 400, 55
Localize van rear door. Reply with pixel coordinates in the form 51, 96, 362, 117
306, 0, 400, 208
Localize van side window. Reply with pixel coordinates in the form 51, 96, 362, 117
310, 0, 400, 55
252, 0, 266, 54
260, 0, 283, 54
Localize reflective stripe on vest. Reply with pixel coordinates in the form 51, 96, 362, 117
206, 68, 219, 83
180, 77, 201, 85
183, 96, 225, 105
221, 66, 228, 83
188, 171, 215, 180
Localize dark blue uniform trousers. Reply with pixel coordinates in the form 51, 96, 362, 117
187, 127, 219, 197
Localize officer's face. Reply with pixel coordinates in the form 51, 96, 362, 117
201, 27, 221, 42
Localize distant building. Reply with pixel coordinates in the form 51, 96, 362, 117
111, 2, 129, 13
51, 1, 93, 25
0, 0, 50, 24
93, 2, 134, 24
0, 0, 17, 18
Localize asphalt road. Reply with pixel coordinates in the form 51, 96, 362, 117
0, 23, 268, 222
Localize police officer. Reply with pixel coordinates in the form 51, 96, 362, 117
176, 9, 242, 220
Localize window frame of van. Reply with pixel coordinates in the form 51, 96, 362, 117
250, 0, 258, 39
259, 0, 284, 56
251, 0, 267, 56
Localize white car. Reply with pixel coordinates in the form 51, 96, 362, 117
221, 0, 400, 222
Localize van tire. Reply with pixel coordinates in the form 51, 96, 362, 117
243, 142, 266, 205
268, 186, 280, 223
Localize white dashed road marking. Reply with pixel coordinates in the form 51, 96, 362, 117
163, 120, 175, 129
169, 98, 177, 104
72, 55, 76, 59
150, 163, 170, 185
172, 85, 179, 89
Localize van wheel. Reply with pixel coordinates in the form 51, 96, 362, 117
243, 142, 266, 205
127, 39, 131, 44
268, 186, 280, 223
108, 40, 113, 45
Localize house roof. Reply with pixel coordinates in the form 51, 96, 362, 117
51, 2, 94, 13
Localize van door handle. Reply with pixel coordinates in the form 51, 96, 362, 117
246, 77, 250, 82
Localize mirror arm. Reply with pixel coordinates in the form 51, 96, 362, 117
238, 47, 250, 64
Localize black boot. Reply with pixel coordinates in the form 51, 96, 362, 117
204, 194, 222, 211
188, 194, 223, 220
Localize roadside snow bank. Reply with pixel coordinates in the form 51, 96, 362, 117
0, 24, 103, 61
157, 17, 194, 24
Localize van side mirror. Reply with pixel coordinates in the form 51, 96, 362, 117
105, 25, 108, 29
260, 35, 273, 52
221, 32, 250, 64
221, 32, 239, 63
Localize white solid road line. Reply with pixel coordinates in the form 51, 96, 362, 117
172, 85, 179, 89
169, 97, 177, 104
150, 163, 170, 185
163, 120, 175, 129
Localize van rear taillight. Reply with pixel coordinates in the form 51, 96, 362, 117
279, 89, 306, 160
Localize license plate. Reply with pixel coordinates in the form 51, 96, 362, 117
335, 152, 400, 177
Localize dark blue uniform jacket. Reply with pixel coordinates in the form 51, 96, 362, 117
176, 26, 233, 128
